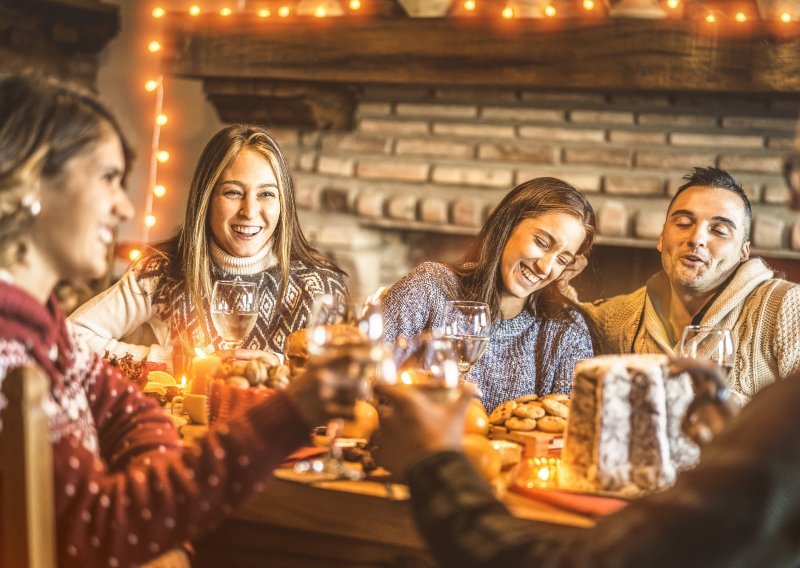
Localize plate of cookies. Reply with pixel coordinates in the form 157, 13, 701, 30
488, 393, 570, 455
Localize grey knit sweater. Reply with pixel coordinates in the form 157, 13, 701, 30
382, 262, 594, 412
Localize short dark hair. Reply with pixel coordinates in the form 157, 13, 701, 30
670, 166, 752, 241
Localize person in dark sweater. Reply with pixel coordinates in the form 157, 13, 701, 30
376, 356, 800, 568
70, 123, 348, 372
0, 73, 348, 567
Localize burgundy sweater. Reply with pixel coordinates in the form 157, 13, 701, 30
0, 281, 311, 567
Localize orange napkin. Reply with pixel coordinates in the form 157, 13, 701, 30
280, 446, 328, 467
511, 485, 628, 518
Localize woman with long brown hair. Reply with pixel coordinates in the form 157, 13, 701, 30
382, 177, 596, 412
71, 124, 347, 368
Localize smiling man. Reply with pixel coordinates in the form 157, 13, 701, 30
580, 167, 800, 401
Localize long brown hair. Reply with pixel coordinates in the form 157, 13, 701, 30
0, 73, 132, 265
454, 177, 595, 321
156, 124, 342, 315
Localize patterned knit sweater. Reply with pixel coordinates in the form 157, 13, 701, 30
382, 262, 594, 412
0, 280, 311, 567
581, 258, 800, 400
69, 242, 348, 370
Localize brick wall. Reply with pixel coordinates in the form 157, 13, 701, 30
267, 86, 800, 301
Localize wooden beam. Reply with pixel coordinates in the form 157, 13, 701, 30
163, 16, 800, 93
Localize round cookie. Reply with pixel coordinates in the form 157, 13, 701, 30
541, 398, 570, 419
489, 400, 518, 425
515, 393, 539, 404
543, 393, 570, 402
505, 416, 537, 432
513, 404, 546, 420
537, 415, 566, 433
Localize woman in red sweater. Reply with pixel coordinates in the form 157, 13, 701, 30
0, 74, 340, 567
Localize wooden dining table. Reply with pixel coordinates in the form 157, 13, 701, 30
191, 465, 597, 568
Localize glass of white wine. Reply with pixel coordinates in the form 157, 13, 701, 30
210, 280, 258, 350
439, 300, 491, 381
678, 325, 736, 380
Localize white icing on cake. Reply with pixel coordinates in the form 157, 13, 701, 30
559, 354, 699, 495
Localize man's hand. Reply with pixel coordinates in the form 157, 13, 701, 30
372, 383, 475, 480
555, 254, 588, 299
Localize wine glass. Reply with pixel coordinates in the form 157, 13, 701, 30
677, 326, 739, 445
438, 300, 491, 381
678, 325, 736, 380
393, 332, 461, 403
305, 294, 377, 480
210, 280, 258, 350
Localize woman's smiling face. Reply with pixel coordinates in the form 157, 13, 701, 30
208, 148, 281, 258
499, 211, 587, 303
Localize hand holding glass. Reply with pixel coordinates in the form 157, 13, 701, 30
210, 280, 258, 350
678, 325, 735, 380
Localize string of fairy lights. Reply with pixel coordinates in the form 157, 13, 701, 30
128, 0, 797, 261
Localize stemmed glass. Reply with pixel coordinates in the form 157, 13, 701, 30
678, 325, 736, 380
393, 332, 461, 403
305, 294, 376, 480
210, 280, 258, 350
438, 300, 491, 381
677, 325, 738, 445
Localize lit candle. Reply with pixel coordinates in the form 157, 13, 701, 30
191, 348, 221, 395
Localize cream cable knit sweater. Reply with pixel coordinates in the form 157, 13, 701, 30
582, 258, 800, 400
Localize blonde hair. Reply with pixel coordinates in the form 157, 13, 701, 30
173, 124, 341, 316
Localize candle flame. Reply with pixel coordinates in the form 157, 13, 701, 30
400, 370, 414, 385
180, 376, 187, 388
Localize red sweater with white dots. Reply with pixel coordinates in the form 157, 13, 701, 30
0, 281, 312, 567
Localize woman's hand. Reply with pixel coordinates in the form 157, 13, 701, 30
214, 348, 281, 366
372, 383, 475, 480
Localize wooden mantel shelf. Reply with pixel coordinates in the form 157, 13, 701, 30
162, 15, 800, 127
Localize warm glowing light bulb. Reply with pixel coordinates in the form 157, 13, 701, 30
314, 5, 327, 17
735, 11, 746, 22
129, 249, 141, 261
258, 8, 270, 17
464, 0, 476, 10
583, 0, 595, 10
780, 11, 792, 22
155, 113, 168, 126
157, 150, 170, 163
153, 184, 166, 197
147, 41, 162, 53
349, 0, 361, 9
501, 5, 514, 18
144, 215, 156, 228
278, 6, 290, 17
144, 79, 159, 92
152, 7, 166, 18
666, 0, 679, 9
537, 467, 550, 481
705, 13, 716, 23
544, 4, 556, 16
220, 6, 232, 16
188, 5, 201, 16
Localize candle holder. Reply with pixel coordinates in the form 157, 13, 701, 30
516, 456, 561, 489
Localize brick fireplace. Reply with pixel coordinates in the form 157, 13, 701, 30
162, 16, 800, 303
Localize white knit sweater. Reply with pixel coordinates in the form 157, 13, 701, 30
67, 243, 349, 371
582, 258, 800, 400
